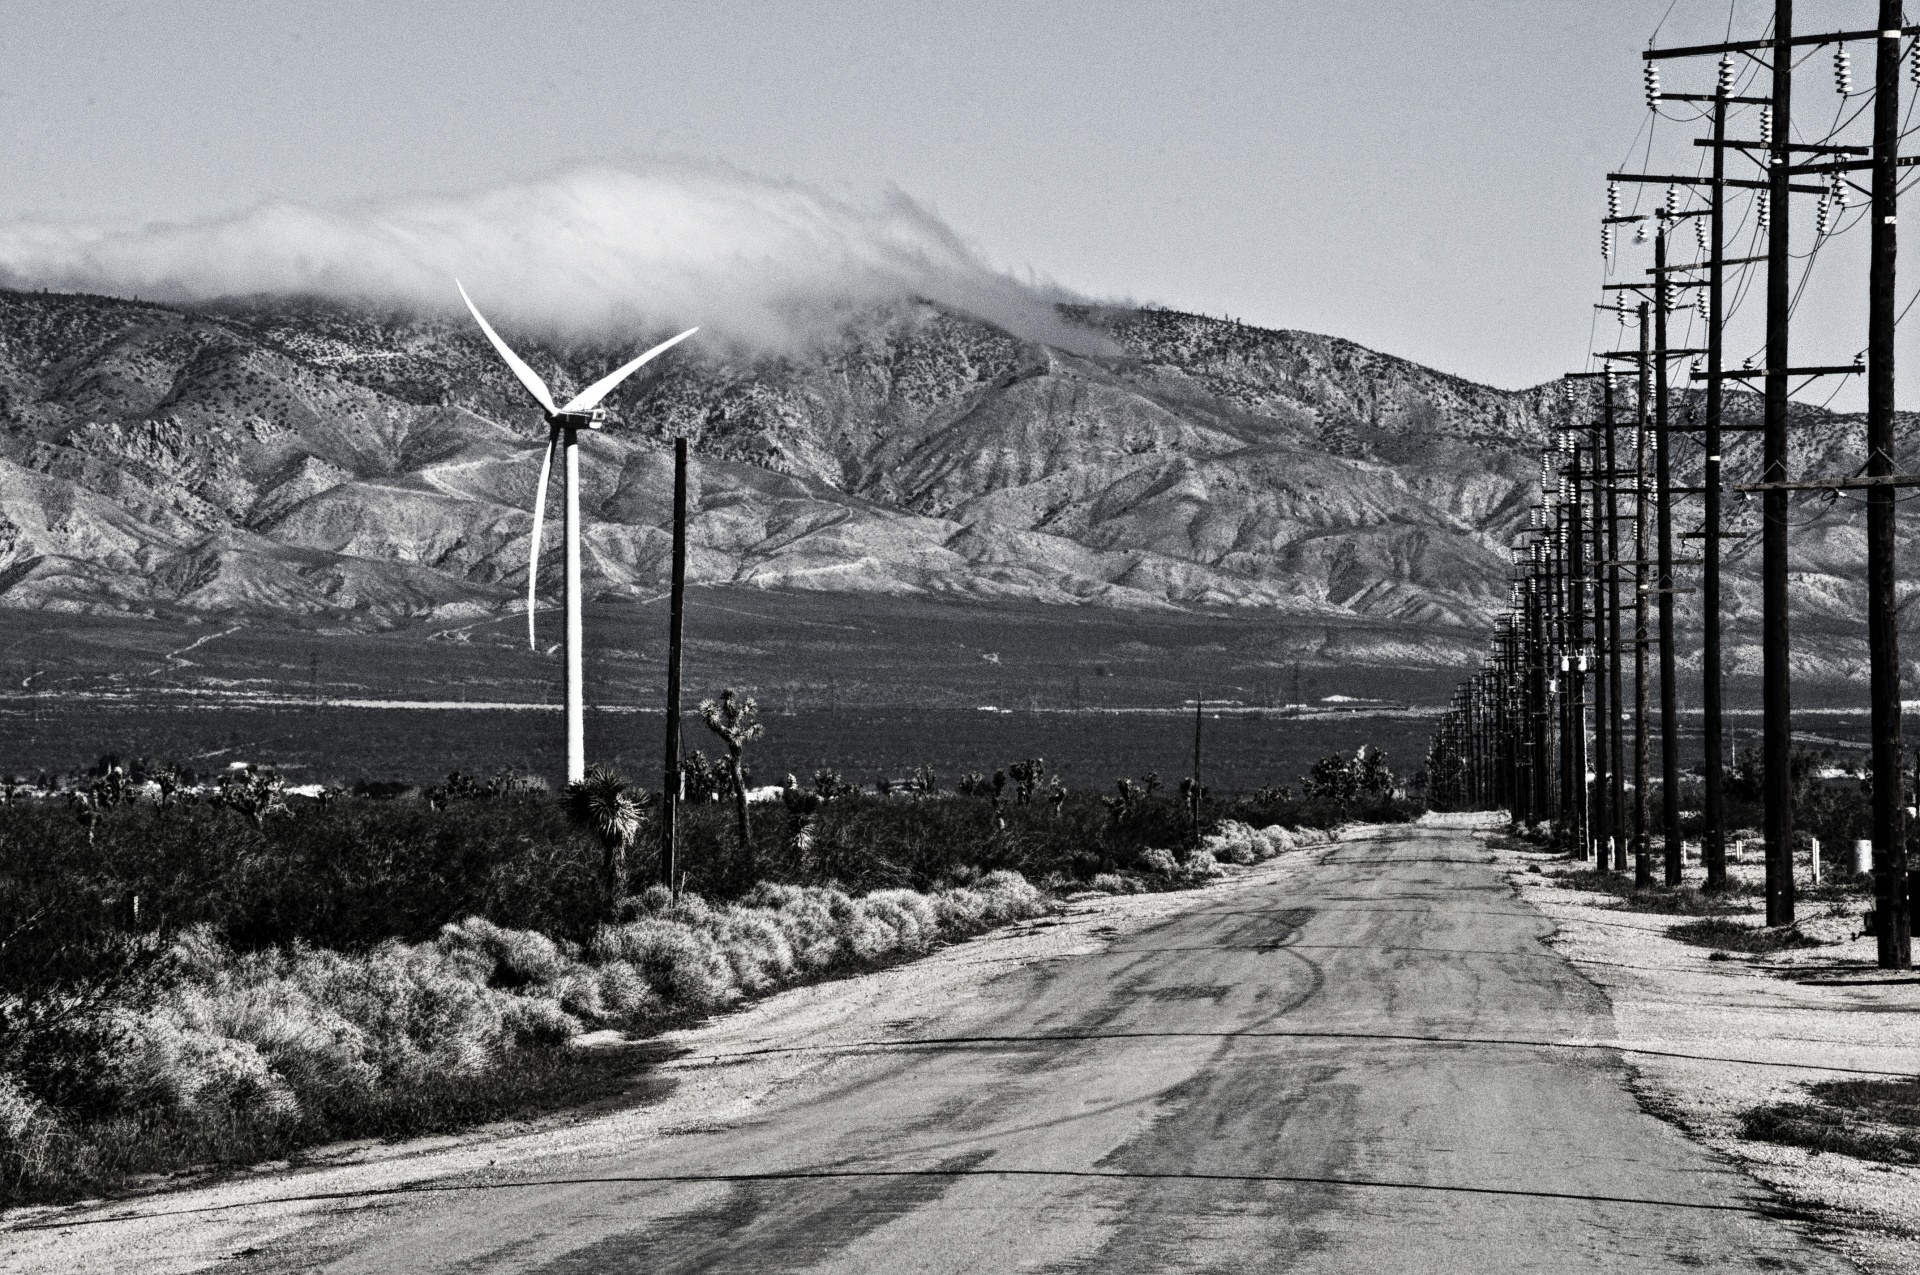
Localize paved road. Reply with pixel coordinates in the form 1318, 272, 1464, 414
86, 821, 1858, 1272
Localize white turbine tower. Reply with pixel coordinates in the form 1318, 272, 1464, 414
457, 281, 697, 783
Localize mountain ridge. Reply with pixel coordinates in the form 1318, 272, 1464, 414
2, 286, 1910, 681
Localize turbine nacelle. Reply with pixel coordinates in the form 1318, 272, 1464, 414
549, 408, 608, 430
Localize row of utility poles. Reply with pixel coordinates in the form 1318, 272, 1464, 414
1426, 1, 1917, 970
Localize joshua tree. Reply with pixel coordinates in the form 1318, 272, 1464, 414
568, 764, 650, 906
1008, 758, 1046, 805
216, 765, 288, 830
700, 688, 764, 853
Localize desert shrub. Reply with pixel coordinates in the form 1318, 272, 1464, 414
0, 1073, 63, 1196
1204, 821, 1260, 865
1138, 848, 1179, 876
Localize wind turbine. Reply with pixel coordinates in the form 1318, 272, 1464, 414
457, 280, 697, 784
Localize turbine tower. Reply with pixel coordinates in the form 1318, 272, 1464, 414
458, 281, 696, 783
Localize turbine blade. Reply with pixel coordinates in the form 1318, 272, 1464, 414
527, 426, 558, 650
560, 327, 699, 414
457, 279, 558, 416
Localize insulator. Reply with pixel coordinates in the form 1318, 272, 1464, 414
1664, 185, 1680, 219
1617, 295, 1631, 326
1607, 181, 1621, 219
1717, 53, 1735, 95
1644, 62, 1661, 107
1691, 357, 1704, 379
1602, 224, 1614, 260
1759, 105, 1773, 145
1695, 216, 1709, 254
1817, 191, 1834, 236
1756, 189, 1770, 230
1835, 46, 1853, 96
1833, 171, 1850, 209
1911, 39, 1920, 87
1633, 221, 1649, 244
1696, 289, 1710, 322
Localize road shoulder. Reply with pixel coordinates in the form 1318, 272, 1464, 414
1498, 835, 1920, 1275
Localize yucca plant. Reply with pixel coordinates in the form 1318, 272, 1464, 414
568, 765, 651, 909
699, 689, 764, 857
215, 765, 288, 829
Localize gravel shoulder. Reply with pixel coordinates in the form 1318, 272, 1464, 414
1502, 837, 1920, 1275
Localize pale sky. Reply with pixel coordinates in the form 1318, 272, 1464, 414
0, 1, 1902, 403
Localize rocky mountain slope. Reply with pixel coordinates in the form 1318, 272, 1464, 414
0, 291, 1557, 626
0, 287, 1907, 679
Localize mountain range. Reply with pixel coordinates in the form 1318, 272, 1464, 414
0, 287, 1910, 682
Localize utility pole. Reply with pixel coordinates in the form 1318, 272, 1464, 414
1634, 301, 1653, 889
1567, 436, 1590, 861
1763, 0, 1796, 928
1868, 5, 1910, 968
1703, 87, 1729, 893
660, 437, 689, 890
1596, 384, 1621, 873
1530, 539, 1552, 824
1654, 228, 1683, 886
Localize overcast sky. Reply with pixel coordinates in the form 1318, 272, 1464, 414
0, 1, 1902, 402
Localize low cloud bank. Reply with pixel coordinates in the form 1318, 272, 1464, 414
0, 161, 1100, 351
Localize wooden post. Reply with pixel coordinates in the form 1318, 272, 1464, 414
660, 438, 689, 890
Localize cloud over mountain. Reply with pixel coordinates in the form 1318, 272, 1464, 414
0, 161, 1098, 353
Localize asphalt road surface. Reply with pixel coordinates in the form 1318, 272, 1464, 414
14, 819, 1852, 1273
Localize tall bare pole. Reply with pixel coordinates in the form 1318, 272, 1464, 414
1703, 92, 1730, 892
1869, 6, 1910, 968
1654, 229, 1683, 885
1763, 0, 1796, 927
1634, 301, 1653, 888
660, 437, 689, 889
563, 425, 585, 783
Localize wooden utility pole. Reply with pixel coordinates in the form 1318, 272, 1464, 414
1597, 382, 1623, 873
1567, 438, 1590, 860
1703, 90, 1729, 893
1634, 301, 1653, 888
660, 437, 689, 890
1868, 3, 1910, 967
1654, 228, 1683, 886
1762, 0, 1796, 927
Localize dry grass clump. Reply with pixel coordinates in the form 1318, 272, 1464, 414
1743, 1078, 1920, 1166
1552, 869, 1758, 917
1666, 916, 1822, 953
